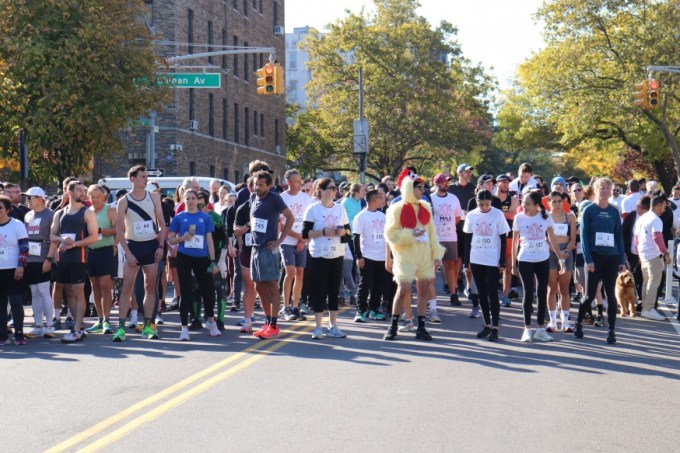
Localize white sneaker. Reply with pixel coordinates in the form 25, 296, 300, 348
206, 320, 221, 337
520, 328, 533, 342
44, 326, 56, 338
533, 328, 554, 342
429, 311, 442, 324
25, 327, 44, 338
326, 326, 347, 338
311, 327, 325, 339
179, 329, 190, 341
398, 320, 416, 332
640, 309, 665, 321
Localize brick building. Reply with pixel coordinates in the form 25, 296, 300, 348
94, 0, 287, 186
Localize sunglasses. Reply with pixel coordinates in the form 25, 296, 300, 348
325, 186, 337, 191
573, 188, 582, 192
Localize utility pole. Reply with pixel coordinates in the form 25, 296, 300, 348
148, 111, 156, 168
353, 66, 369, 184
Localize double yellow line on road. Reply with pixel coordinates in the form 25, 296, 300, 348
45, 322, 316, 453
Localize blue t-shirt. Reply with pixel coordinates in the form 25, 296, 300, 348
580, 203, 624, 265
169, 211, 215, 258
250, 192, 288, 246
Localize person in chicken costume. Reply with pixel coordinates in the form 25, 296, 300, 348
384, 168, 445, 341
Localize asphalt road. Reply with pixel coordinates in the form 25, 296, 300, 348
2, 293, 679, 453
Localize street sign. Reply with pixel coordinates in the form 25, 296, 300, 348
159, 73, 221, 89
353, 119, 369, 155
147, 168, 164, 177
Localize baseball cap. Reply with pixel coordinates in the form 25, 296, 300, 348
456, 163, 474, 173
566, 176, 580, 184
433, 173, 453, 184
23, 187, 47, 198
477, 174, 494, 186
338, 181, 349, 190
496, 174, 511, 182
551, 176, 567, 187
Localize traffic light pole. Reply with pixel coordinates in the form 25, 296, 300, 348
358, 66, 366, 184
647, 65, 680, 77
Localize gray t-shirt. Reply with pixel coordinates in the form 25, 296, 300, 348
24, 208, 54, 263
249, 192, 288, 246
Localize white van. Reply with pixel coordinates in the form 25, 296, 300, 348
97, 176, 236, 201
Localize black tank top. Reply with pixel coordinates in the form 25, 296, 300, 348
58, 206, 88, 263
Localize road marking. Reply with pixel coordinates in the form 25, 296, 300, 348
660, 301, 680, 336
44, 324, 310, 453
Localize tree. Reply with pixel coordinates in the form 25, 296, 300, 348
0, 0, 168, 187
292, 0, 494, 180
512, 0, 680, 189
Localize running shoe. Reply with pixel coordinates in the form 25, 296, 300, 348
326, 326, 347, 338
398, 320, 416, 332
85, 322, 103, 333
25, 327, 44, 339
188, 319, 203, 331
127, 319, 138, 330
429, 311, 442, 324
469, 306, 480, 318
179, 329, 190, 341
593, 315, 605, 327
443, 283, 450, 294
415, 327, 433, 341
239, 325, 252, 334
476, 326, 493, 339
299, 303, 309, 315
102, 322, 114, 334
545, 323, 558, 334
562, 323, 574, 333
142, 324, 159, 340
606, 329, 616, 344
155, 314, 165, 325
64, 318, 75, 330
354, 311, 367, 322
44, 326, 56, 338
0, 338, 10, 346
229, 302, 241, 312
216, 319, 226, 332
500, 295, 512, 308
112, 327, 126, 342
134, 323, 144, 332
508, 289, 520, 300
450, 294, 462, 306
61, 330, 82, 344
52, 318, 62, 330
15, 337, 27, 346
520, 328, 533, 342
257, 325, 280, 339
282, 307, 297, 321
206, 320, 222, 337
573, 323, 584, 339
533, 328, 554, 342
488, 329, 499, 342
253, 324, 271, 338
311, 327, 325, 339
368, 310, 386, 321
292, 307, 306, 321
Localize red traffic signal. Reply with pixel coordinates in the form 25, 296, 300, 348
648, 79, 659, 109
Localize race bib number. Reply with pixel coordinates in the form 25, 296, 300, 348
473, 235, 493, 249
0, 247, 8, 262
576, 241, 583, 255
595, 232, 614, 247
252, 217, 268, 234
97, 233, 103, 241
416, 231, 429, 243
244, 233, 254, 247
372, 232, 385, 243
61, 233, 76, 242
320, 239, 339, 258
185, 234, 205, 249
553, 224, 568, 237
523, 239, 545, 254
29, 242, 42, 256
133, 220, 155, 238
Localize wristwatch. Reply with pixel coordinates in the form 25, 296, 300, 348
46, 257, 54, 263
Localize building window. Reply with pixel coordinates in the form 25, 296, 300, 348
189, 89, 195, 121
221, 30, 227, 69
260, 0, 263, 12
259, 54, 264, 67
190, 161, 196, 176
233, 36, 238, 77
234, 170, 241, 185
233, 103, 239, 143
253, 52, 258, 74
243, 0, 248, 16
288, 52, 297, 71
244, 107, 250, 146
273, 1, 278, 29
188, 9, 194, 54
223, 168, 229, 180
260, 113, 264, 137
210, 165, 216, 177
222, 98, 228, 139
232, 0, 238, 11
207, 21, 213, 64
253, 110, 258, 136
208, 94, 214, 136
243, 41, 249, 81
274, 118, 279, 148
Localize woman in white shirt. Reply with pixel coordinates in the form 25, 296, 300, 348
302, 178, 351, 339
463, 190, 510, 342
512, 191, 564, 342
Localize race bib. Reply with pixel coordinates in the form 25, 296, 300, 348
97, 233, 103, 241
244, 233, 254, 247
553, 224, 568, 237
133, 220, 155, 238
576, 241, 583, 255
473, 235, 493, 249
372, 231, 385, 243
416, 231, 429, 243
523, 239, 545, 254
185, 234, 205, 249
252, 217, 268, 234
0, 247, 7, 262
28, 242, 42, 256
595, 232, 614, 247
61, 233, 76, 242
320, 239, 339, 258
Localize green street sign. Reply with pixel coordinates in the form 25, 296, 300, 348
160, 73, 221, 89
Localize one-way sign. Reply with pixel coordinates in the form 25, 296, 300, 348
147, 168, 164, 177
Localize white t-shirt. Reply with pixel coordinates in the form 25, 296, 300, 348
352, 209, 386, 261
463, 207, 510, 267
279, 191, 313, 246
608, 195, 625, 214
0, 218, 28, 269
431, 193, 463, 242
635, 211, 664, 262
512, 212, 555, 262
509, 176, 538, 194
621, 192, 642, 215
304, 202, 348, 259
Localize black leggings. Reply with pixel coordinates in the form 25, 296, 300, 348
577, 253, 619, 329
309, 256, 343, 313
470, 263, 501, 327
518, 259, 549, 326
177, 253, 216, 326
357, 258, 385, 313
0, 268, 24, 340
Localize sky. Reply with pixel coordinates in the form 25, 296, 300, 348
285, 0, 546, 89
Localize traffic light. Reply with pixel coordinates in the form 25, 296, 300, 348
256, 64, 275, 95
648, 79, 660, 109
633, 80, 649, 109
273, 64, 285, 95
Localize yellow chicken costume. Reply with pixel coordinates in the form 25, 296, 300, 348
385, 168, 445, 282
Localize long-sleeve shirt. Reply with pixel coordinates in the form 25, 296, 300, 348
580, 203, 625, 265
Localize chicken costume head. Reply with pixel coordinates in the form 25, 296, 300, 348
396, 167, 431, 229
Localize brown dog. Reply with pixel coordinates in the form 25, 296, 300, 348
616, 270, 637, 317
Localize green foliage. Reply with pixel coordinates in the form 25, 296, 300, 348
290, 0, 495, 180
0, 0, 168, 186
